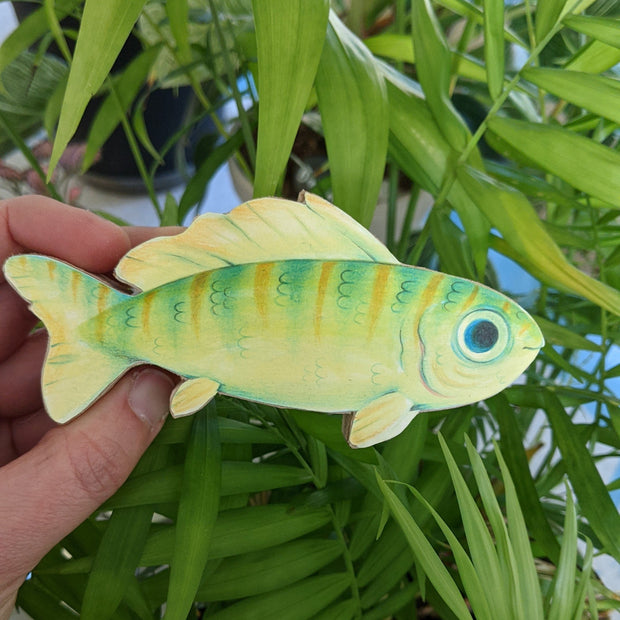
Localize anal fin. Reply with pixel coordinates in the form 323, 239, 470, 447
170, 377, 220, 417
343, 392, 418, 449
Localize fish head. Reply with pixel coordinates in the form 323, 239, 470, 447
410, 279, 544, 408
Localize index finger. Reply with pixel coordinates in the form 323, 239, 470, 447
0, 195, 133, 283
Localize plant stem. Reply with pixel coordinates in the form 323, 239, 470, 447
108, 81, 161, 218
328, 505, 362, 619
207, 0, 256, 169
387, 165, 399, 251
0, 113, 63, 202
396, 184, 420, 262
432, 5, 583, 212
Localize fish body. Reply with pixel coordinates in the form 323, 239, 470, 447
3, 193, 544, 447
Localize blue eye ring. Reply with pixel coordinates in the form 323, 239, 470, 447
456, 309, 510, 363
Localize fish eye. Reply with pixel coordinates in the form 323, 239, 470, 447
456, 309, 510, 363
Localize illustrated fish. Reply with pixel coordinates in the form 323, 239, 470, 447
3, 192, 544, 448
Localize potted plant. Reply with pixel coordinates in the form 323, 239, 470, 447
3, 1, 620, 618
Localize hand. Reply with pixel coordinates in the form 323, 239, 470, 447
0, 196, 177, 617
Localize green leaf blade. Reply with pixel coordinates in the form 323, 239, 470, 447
563, 15, 620, 50
207, 573, 350, 620
457, 165, 620, 316
315, 12, 389, 227
544, 389, 620, 563
82, 45, 161, 170
438, 434, 509, 613
483, 0, 505, 99
252, 0, 330, 198
522, 67, 620, 126
165, 403, 221, 619
375, 473, 471, 620
411, 0, 470, 151
81, 446, 168, 620
488, 116, 620, 207
547, 481, 577, 620
197, 539, 341, 601
49, 0, 147, 175
494, 443, 545, 620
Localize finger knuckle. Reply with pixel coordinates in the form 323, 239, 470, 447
64, 431, 130, 503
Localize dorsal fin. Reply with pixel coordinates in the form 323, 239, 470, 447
115, 192, 398, 291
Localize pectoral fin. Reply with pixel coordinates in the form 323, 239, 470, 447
343, 392, 418, 449
170, 377, 220, 417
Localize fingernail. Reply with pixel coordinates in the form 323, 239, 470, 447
128, 369, 174, 431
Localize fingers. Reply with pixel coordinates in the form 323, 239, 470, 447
0, 409, 58, 467
125, 225, 183, 247
0, 196, 132, 280
0, 284, 37, 361
0, 330, 46, 418
0, 367, 174, 588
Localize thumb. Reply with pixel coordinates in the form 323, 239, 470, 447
0, 368, 174, 594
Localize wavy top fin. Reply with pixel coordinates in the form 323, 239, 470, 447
115, 192, 398, 291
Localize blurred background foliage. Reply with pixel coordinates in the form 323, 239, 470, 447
1, 0, 620, 617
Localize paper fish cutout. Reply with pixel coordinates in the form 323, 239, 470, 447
3, 192, 543, 448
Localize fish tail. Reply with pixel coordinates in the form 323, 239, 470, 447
4, 254, 132, 423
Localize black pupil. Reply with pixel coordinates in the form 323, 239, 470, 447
472, 320, 498, 350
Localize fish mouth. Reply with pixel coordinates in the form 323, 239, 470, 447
522, 330, 545, 352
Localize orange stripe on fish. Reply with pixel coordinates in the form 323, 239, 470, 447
254, 263, 274, 321
367, 264, 391, 339
94, 286, 110, 342
47, 260, 56, 280
190, 272, 209, 338
141, 290, 156, 338
414, 273, 444, 326
70, 270, 80, 302
462, 287, 479, 312
314, 261, 336, 340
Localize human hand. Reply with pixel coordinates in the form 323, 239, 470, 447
0, 196, 178, 617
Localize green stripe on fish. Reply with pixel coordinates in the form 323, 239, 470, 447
2, 192, 544, 447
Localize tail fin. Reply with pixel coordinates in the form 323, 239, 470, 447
4, 254, 133, 423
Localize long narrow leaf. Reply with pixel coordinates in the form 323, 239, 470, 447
536, 0, 570, 42
564, 40, 620, 74
49, 0, 147, 175
457, 165, 620, 316
196, 539, 341, 600
165, 0, 192, 64
252, 0, 330, 197
488, 116, 620, 207
207, 574, 350, 620
386, 81, 490, 275
543, 389, 620, 562
563, 15, 620, 50
315, 12, 389, 227
547, 481, 577, 620
105, 461, 313, 509
0, 0, 80, 76
484, 0, 505, 99
81, 446, 167, 620
409, 483, 494, 620
494, 442, 545, 620
82, 45, 161, 170
375, 473, 471, 619
438, 434, 509, 613
140, 505, 332, 566
165, 402, 221, 619
492, 394, 561, 563
411, 0, 470, 151
522, 67, 620, 126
